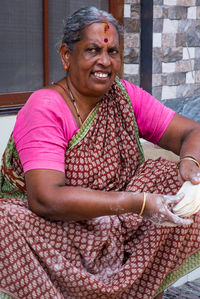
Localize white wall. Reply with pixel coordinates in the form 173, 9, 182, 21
0, 115, 17, 158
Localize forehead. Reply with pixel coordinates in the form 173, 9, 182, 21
80, 22, 120, 46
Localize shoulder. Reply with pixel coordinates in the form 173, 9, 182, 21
13, 88, 75, 140
16, 88, 71, 126
119, 79, 152, 113
120, 79, 166, 109
120, 79, 142, 95
120, 79, 175, 143
119, 79, 151, 108
24, 88, 66, 112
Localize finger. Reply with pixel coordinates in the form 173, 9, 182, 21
166, 210, 193, 226
163, 193, 184, 205
177, 172, 185, 185
188, 171, 200, 185
178, 164, 200, 184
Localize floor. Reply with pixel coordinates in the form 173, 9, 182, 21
163, 278, 200, 298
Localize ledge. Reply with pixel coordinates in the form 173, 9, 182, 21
141, 139, 179, 162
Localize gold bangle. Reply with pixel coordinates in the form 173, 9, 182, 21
139, 192, 146, 217
177, 156, 200, 169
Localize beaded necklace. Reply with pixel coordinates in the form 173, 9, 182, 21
67, 87, 83, 126
53, 81, 83, 126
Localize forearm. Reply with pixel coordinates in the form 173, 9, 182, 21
179, 127, 200, 161
40, 186, 194, 227
26, 170, 193, 226
176, 127, 200, 184
158, 114, 200, 158
29, 185, 144, 221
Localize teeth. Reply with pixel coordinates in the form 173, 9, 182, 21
94, 72, 108, 78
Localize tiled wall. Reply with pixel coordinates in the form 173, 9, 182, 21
152, 0, 200, 100
123, 0, 200, 101
123, 0, 141, 86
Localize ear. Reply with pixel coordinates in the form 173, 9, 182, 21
59, 43, 71, 70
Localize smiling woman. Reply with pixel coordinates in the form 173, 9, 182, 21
56, 10, 122, 125
1, 6, 200, 299
59, 22, 121, 110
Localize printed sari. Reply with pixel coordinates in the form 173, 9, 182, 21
0, 78, 200, 299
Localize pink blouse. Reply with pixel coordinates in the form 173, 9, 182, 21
13, 80, 175, 173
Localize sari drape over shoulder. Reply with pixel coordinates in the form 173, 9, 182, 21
0, 78, 200, 299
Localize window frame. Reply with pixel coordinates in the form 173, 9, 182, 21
140, 0, 153, 94
0, 0, 124, 115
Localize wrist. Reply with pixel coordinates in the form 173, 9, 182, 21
116, 192, 145, 215
177, 155, 200, 170
139, 192, 146, 216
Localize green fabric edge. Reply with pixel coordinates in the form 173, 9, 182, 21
67, 103, 100, 150
154, 250, 200, 297
0, 291, 13, 299
0, 136, 26, 199
67, 76, 145, 167
115, 77, 145, 165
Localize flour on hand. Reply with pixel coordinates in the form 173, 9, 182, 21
173, 181, 200, 217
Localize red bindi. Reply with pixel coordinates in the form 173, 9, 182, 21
103, 23, 109, 43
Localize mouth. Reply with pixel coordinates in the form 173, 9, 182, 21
93, 71, 110, 79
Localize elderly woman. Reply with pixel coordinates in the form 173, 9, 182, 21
0, 6, 200, 299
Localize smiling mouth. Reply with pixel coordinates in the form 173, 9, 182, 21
93, 72, 110, 79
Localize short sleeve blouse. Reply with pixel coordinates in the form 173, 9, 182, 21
13, 80, 175, 173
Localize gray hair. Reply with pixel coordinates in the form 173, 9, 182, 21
62, 6, 123, 51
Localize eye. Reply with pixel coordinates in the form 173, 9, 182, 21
109, 48, 119, 55
87, 48, 97, 54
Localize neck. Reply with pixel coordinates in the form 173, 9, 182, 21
63, 77, 102, 126
65, 77, 101, 114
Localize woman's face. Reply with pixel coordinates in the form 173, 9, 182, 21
66, 22, 121, 98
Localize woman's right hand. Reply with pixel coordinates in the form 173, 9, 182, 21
142, 192, 193, 226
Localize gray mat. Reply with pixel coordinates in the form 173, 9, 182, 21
163, 279, 200, 298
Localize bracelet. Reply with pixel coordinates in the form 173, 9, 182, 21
177, 155, 200, 169
139, 192, 146, 217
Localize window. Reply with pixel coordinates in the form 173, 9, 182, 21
0, 0, 123, 115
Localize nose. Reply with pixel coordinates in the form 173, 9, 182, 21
98, 51, 111, 67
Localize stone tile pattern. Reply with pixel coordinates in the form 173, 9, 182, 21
123, 0, 200, 108
163, 95, 200, 123
152, 1, 200, 101
123, 0, 141, 86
